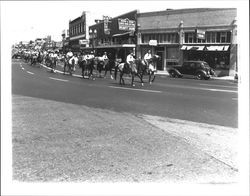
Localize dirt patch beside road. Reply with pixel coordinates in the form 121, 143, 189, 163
12, 95, 238, 182
139, 115, 238, 170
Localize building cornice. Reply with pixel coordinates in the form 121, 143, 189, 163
139, 25, 234, 34
138, 8, 236, 18
69, 34, 86, 40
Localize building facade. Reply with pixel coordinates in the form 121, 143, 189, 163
137, 8, 237, 76
68, 11, 89, 52
87, 10, 137, 61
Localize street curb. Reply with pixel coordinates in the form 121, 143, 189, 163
39, 62, 237, 82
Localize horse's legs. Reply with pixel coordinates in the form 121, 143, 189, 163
83, 65, 86, 78
104, 67, 108, 78
152, 74, 156, 82
149, 71, 152, 84
110, 69, 113, 79
138, 73, 144, 86
131, 72, 135, 87
119, 72, 124, 85
63, 62, 67, 74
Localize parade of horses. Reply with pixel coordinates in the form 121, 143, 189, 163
12, 48, 161, 87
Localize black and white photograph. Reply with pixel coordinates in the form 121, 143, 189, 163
1, 0, 249, 195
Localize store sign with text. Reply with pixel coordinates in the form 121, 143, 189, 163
118, 18, 135, 31
195, 29, 206, 39
79, 39, 89, 45
103, 16, 111, 35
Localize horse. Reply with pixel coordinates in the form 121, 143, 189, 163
147, 54, 161, 84
30, 54, 38, 66
79, 57, 96, 80
114, 58, 147, 87
95, 57, 114, 79
49, 56, 57, 73
63, 56, 74, 75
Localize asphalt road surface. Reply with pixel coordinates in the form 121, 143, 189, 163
12, 59, 238, 128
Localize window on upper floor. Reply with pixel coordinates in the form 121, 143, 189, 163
184, 33, 195, 43
141, 33, 178, 44
185, 31, 231, 43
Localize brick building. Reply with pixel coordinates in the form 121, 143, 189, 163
137, 8, 237, 76
68, 11, 89, 52
87, 10, 138, 61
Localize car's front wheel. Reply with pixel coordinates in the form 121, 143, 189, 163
169, 70, 177, 78
196, 72, 204, 80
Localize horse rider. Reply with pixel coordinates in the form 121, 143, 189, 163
102, 51, 108, 60
50, 50, 58, 73
66, 50, 73, 62
126, 51, 137, 73
101, 51, 108, 66
143, 49, 152, 67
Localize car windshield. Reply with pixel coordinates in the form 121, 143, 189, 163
201, 62, 210, 69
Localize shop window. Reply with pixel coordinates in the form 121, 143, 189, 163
216, 32, 221, 42
188, 33, 194, 43
226, 32, 231, 42
159, 34, 163, 43
185, 33, 188, 43
206, 32, 211, 43
211, 32, 216, 43
184, 33, 195, 43
220, 32, 226, 43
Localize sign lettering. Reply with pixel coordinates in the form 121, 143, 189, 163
118, 18, 135, 31
103, 16, 111, 35
195, 29, 206, 39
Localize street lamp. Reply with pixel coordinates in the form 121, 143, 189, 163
89, 29, 97, 54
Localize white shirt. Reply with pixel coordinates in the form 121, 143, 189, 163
69, 56, 78, 65
86, 54, 94, 60
66, 51, 73, 58
102, 54, 108, 60
126, 54, 134, 64
144, 53, 152, 61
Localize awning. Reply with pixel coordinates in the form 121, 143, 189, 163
206, 45, 230, 51
190, 46, 205, 51
112, 32, 130, 37
80, 44, 135, 49
181, 45, 204, 50
223, 45, 230, 51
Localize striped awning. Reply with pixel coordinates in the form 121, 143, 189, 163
206, 45, 230, 51
181, 45, 230, 51
181, 45, 204, 50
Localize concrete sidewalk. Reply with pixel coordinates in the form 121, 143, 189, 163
156, 70, 236, 81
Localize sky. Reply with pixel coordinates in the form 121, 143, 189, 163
1, 0, 244, 44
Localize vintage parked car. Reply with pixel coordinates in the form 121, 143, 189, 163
167, 61, 215, 80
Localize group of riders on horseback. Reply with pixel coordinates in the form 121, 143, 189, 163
14, 48, 160, 86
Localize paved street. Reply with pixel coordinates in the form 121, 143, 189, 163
11, 59, 239, 183
12, 59, 238, 128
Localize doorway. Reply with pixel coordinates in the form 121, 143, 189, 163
156, 51, 164, 70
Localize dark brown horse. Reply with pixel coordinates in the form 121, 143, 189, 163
114, 58, 147, 87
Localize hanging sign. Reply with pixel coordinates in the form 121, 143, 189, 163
195, 29, 206, 39
103, 16, 111, 35
79, 39, 89, 45
149, 40, 157, 46
118, 18, 136, 31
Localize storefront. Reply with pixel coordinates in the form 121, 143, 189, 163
85, 10, 137, 61
137, 8, 237, 76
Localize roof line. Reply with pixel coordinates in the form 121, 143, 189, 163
89, 10, 137, 28
138, 8, 236, 17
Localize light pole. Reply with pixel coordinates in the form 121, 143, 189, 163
89, 29, 97, 54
